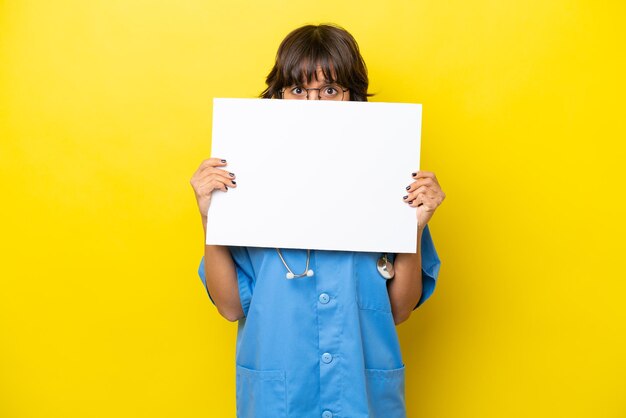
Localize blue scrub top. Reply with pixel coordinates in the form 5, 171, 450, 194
198, 224, 441, 418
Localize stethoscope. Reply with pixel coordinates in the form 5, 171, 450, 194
275, 249, 395, 280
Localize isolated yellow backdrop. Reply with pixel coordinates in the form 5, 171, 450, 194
1, 1, 624, 417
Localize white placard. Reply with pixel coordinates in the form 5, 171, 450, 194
206, 98, 421, 253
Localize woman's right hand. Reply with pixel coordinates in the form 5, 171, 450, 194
189, 158, 237, 218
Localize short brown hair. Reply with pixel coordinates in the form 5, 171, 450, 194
260, 24, 371, 101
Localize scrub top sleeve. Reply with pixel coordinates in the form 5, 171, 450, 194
386, 223, 441, 310
197, 247, 256, 317
414, 223, 441, 310
227, 246, 255, 317
197, 256, 216, 306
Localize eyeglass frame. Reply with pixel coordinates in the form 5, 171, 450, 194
279, 84, 349, 101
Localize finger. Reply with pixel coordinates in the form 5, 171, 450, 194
405, 177, 436, 193
409, 193, 426, 207
197, 175, 236, 191
199, 166, 237, 183
410, 194, 438, 209
192, 157, 229, 177
406, 194, 432, 207
192, 168, 237, 191
196, 178, 230, 195
205, 157, 228, 167
411, 170, 439, 184
197, 161, 235, 180
196, 157, 227, 171
403, 185, 437, 203
414, 185, 438, 198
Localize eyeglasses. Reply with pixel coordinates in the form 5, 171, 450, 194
280, 84, 349, 101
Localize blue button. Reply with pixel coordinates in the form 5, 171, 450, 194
321, 352, 333, 363
322, 411, 333, 418
318, 293, 330, 304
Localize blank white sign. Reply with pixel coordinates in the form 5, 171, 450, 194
206, 98, 421, 253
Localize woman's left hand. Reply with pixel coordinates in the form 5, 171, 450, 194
403, 170, 446, 229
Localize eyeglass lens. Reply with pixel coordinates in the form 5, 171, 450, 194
282, 84, 346, 100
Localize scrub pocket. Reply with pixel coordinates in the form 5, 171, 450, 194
365, 364, 406, 418
236, 364, 287, 418
355, 252, 393, 313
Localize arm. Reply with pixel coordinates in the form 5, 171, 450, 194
201, 215, 244, 322
191, 157, 244, 322
387, 226, 424, 325
389, 169, 446, 325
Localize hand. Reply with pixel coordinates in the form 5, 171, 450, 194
189, 158, 237, 218
402, 170, 445, 229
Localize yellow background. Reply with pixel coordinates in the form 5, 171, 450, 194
1, 1, 624, 417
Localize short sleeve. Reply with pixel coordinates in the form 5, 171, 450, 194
414, 223, 441, 309
387, 223, 441, 310
197, 246, 256, 317
197, 256, 216, 305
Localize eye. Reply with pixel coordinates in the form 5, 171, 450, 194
321, 85, 340, 98
291, 86, 306, 95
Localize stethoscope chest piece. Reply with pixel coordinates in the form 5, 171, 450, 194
377, 253, 395, 280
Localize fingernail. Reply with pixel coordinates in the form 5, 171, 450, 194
405, 185, 410, 190
221, 159, 227, 163
232, 181, 236, 184
403, 195, 408, 200
411, 172, 417, 177
229, 172, 235, 177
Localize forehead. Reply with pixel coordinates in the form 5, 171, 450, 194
292, 66, 338, 87
304, 67, 332, 84
282, 55, 341, 85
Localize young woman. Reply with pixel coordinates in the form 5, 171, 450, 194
190, 24, 445, 418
